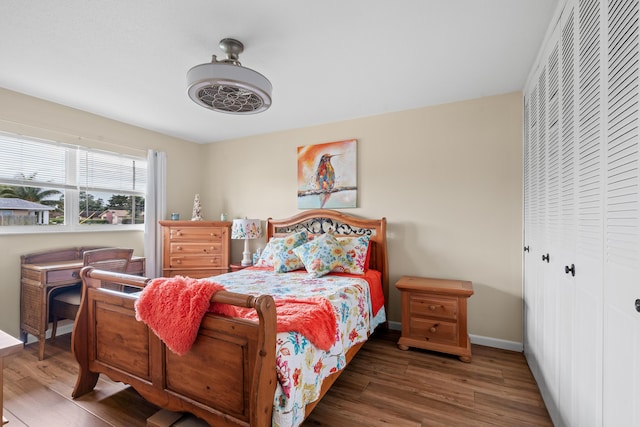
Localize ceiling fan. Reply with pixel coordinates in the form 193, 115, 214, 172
187, 38, 272, 114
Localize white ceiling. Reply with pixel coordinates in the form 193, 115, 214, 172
0, 0, 558, 144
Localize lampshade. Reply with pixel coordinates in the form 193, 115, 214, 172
231, 218, 262, 240
232, 218, 262, 267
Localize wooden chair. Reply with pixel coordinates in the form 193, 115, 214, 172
50, 248, 134, 341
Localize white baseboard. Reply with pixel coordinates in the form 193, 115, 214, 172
469, 334, 523, 352
387, 320, 401, 330
386, 321, 523, 352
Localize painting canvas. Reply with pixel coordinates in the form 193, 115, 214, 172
297, 139, 357, 209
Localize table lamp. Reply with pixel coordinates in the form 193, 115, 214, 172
231, 218, 262, 266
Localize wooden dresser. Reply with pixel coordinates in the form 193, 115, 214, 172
159, 220, 231, 278
20, 247, 145, 360
395, 276, 474, 362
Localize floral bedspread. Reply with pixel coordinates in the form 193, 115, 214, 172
209, 267, 386, 427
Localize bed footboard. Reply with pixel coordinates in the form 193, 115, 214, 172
72, 267, 277, 427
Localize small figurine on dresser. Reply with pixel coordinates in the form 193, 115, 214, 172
191, 193, 203, 221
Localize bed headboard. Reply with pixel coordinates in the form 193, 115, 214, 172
266, 209, 388, 316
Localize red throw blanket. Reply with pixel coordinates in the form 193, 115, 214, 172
135, 276, 337, 355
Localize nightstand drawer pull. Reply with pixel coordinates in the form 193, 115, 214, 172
428, 305, 437, 311
429, 325, 438, 333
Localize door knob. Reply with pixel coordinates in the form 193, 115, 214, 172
564, 264, 575, 277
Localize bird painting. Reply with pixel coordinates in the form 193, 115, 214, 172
316, 153, 339, 208
297, 139, 357, 209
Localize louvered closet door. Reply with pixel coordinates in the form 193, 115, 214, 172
557, 6, 579, 425
603, 0, 640, 424
524, 84, 542, 368
542, 38, 562, 412
523, 93, 537, 360
575, 0, 605, 425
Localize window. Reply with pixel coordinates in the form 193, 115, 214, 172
0, 131, 146, 232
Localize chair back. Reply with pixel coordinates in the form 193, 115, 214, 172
83, 248, 133, 272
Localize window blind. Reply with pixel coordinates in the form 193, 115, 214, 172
79, 148, 147, 195
0, 132, 73, 190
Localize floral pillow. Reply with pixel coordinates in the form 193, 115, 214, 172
254, 239, 276, 267
293, 233, 349, 278
270, 231, 308, 273
335, 235, 371, 275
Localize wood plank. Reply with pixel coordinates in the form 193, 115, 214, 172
2, 330, 551, 426
4, 376, 111, 427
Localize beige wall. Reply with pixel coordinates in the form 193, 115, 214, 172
0, 88, 523, 345
202, 92, 524, 344
0, 88, 202, 337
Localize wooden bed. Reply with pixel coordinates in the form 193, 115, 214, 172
71, 209, 388, 427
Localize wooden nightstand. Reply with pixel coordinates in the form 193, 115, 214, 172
395, 276, 474, 362
229, 263, 250, 272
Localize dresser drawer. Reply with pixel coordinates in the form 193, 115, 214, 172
410, 318, 458, 346
169, 227, 226, 242
169, 255, 223, 268
170, 242, 222, 255
409, 294, 458, 320
46, 268, 81, 284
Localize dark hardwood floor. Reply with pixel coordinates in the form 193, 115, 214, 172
3, 329, 551, 427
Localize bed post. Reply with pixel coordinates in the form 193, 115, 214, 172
249, 294, 277, 426
72, 266, 99, 397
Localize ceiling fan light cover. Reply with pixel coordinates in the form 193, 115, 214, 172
187, 62, 272, 114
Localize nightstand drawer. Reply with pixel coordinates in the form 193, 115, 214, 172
170, 242, 222, 255
410, 318, 458, 346
169, 227, 225, 242
169, 255, 222, 268
409, 295, 458, 320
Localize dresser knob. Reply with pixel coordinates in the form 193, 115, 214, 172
176, 231, 182, 236
176, 260, 182, 264
428, 305, 437, 311
176, 246, 182, 251
542, 253, 550, 263
429, 326, 437, 333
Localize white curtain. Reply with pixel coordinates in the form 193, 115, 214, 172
144, 149, 166, 278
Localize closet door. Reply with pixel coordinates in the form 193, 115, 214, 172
523, 90, 539, 362
557, 5, 579, 425
524, 81, 545, 374
542, 38, 562, 412
603, 0, 640, 424
574, 0, 605, 425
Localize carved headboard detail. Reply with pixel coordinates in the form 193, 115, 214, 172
266, 209, 388, 317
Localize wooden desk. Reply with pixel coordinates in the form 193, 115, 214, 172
0, 330, 22, 425
20, 247, 145, 360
